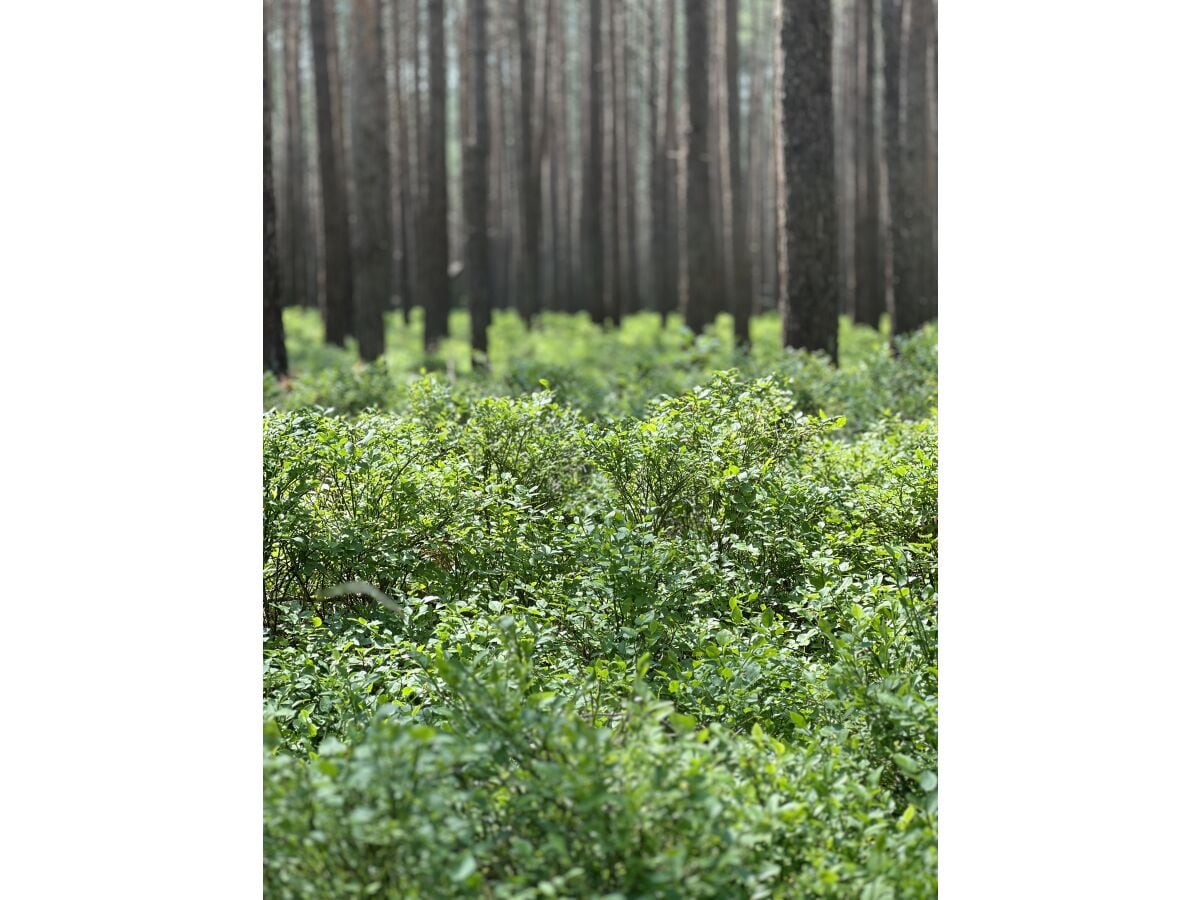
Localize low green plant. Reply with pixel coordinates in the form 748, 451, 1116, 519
263, 339, 939, 896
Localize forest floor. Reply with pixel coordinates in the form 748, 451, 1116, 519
264, 310, 938, 897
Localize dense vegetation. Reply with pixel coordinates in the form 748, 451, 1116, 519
263, 311, 937, 897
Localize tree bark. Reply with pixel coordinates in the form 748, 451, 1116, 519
777, 0, 839, 362
854, 0, 886, 328
424, 0, 451, 350
582, 0, 605, 325
892, 0, 936, 336
605, 0, 622, 326
389, 0, 412, 324
685, 0, 717, 336
350, 0, 392, 362
620, 0, 639, 315
310, 0, 354, 346
516, 0, 540, 326
727, 0, 751, 347
464, 0, 492, 364
265, 27, 288, 377
284, 0, 309, 309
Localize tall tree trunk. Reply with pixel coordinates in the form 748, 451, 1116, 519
854, 0, 886, 328
301, 35, 322, 313
837, 0, 857, 319
281, 0, 308, 308
685, 0, 716, 336
620, 0, 639, 315
582, 0, 605, 325
727, 0, 751, 347
424, 0, 451, 350
746, 0, 765, 316
464, 0, 491, 364
265, 27, 289, 377
555, 0, 575, 312
516, 0, 540, 326
605, 0, 622, 326
390, 0, 412, 324
350, 0, 392, 361
541, 0, 559, 312
892, 0, 935, 336
649, 0, 666, 323
763, 9, 779, 310
777, 0, 839, 362
407, 0, 425, 318
311, 0, 354, 346
882, 0, 901, 325
664, 0, 681, 323
491, 28, 513, 314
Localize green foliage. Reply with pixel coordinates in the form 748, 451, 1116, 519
267, 308, 937, 430
263, 321, 938, 897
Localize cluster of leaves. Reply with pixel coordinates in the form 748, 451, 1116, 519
264, 357, 937, 896
266, 308, 937, 430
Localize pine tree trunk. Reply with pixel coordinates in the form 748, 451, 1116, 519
838, 0, 857, 319
557, 1, 575, 312
310, 0, 354, 346
390, 0, 412, 324
665, 0, 681, 323
465, 0, 491, 364
606, 0, 622, 326
516, 0, 540, 326
265, 27, 289, 377
582, 0, 605, 325
727, 0, 751, 347
892, 0, 936, 336
854, 0, 886, 328
649, 0, 667, 323
620, 0, 639, 315
746, 0, 765, 316
350, 0, 392, 362
685, 0, 716, 336
777, 0, 839, 362
281, 0, 308, 308
424, 0, 451, 350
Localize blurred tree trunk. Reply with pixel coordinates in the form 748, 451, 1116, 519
836, 0, 857, 319
350, 0, 392, 361
684, 0, 716, 336
390, 0, 412, 324
424, 0, 451, 350
605, 0, 622, 326
557, 1, 577, 313
582, 0, 605, 325
649, 0, 670, 324
265, 28, 288, 377
408, 0, 426, 319
464, 0, 491, 364
727, 0, 751, 348
666, 0, 682, 323
855, 0, 886, 329
620, 0, 638, 315
776, 0, 839, 362
542, 0, 560, 312
517, 0, 540, 326
746, 0, 765, 317
892, 0, 936, 336
282, 0, 309, 308
310, 0, 354, 346
491, 26, 513, 314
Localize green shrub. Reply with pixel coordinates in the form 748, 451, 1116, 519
263, 351, 939, 896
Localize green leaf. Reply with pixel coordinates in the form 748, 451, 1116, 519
669, 713, 697, 733
450, 854, 476, 882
